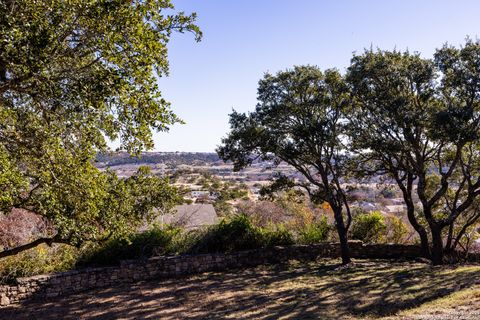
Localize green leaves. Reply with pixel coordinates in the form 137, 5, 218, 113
218, 66, 349, 180
0, 0, 201, 154
348, 42, 480, 261
0, 0, 198, 253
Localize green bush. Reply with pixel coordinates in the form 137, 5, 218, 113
385, 215, 410, 244
188, 214, 263, 253
78, 225, 183, 266
0, 244, 78, 284
298, 217, 330, 244
351, 211, 387, 243
188, 214, 294, 254
262, 224, 295, 247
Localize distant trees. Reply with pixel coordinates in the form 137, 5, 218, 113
96, 152, 220, 167
218, 66, 354, 264
0, 1, 199, 257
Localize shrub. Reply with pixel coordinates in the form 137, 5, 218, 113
298, 217, 330, 244
188, 214, 294, 254
0, 209, 53, 250
351, 211, 387, 243
380, 188, 396, 199
235, 200, 288, 227
0, 244, 78, 284
262, 224, 295, 247
78, 225, 183, 267
385, 215, 410, 244
188, 214, 264, 254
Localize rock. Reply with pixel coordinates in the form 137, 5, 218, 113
0, 294, 10, 306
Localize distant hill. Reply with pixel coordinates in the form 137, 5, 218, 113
96, 152, 221, 167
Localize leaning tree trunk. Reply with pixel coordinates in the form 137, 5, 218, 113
397, 174, 431, 259
0, 236, 65, 259
332, 206, 351, 265
405, 207, 431, 259
401, 200, 431, 259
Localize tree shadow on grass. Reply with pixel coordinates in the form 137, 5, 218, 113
1, 259, 479, 320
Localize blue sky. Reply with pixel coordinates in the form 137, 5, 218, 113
153, 0, 480, 152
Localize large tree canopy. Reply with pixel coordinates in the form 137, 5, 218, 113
347, 40, 480, 264
218, 66, 354, 264
0, 0, 200, 256
0, 0, 201, 153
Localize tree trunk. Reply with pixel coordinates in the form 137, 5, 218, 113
333, 207, 351, 265
397, 173, 431, 259
430, 226, 444, 265
0, 236, 68, 259
417, 227, 431, 259
445, 222, 454, 252
405, 203, 430, 259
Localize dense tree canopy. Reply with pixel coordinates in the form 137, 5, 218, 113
218, 66, 354, 264
220, 40, 480, 265
347, 40, 480, 264
0, 0, 200, 256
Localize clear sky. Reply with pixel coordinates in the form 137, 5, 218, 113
152, 0, 480, 152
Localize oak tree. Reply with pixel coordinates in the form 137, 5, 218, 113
0, 0, 200, 257
218, 66, 354, 264
347, 41, 480, 264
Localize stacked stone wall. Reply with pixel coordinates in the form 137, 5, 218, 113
0, 242, 429, 307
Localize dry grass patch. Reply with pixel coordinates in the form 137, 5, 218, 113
385, 284, 480, 320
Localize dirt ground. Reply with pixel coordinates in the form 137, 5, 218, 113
1, 259, 479, 320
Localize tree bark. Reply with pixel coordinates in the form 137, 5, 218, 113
333, 206, 351, 265
0, 236, 66, 259
430, 226, 444, 265
397, 173, 431, 259
444, 222, 454, 252
406, 208, 430, 259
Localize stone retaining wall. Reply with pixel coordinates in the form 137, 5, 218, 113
0, 242, 423, 307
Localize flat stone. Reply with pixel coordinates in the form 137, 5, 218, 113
0, 294, 10, 306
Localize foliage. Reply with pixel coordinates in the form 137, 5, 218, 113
0, 244, 78, 284
262, 224, 295, 247
217, 65, 354, 264
385, 215, 411, 244
49, 167, 180, 247
188, 214, 293, 254
78, 225, 183, 267
236, 200, 288, 227
237, 192, 333, 245
351, 211, 387, 244
81, 214, 296, 267
0, 0, 199, 257
213, 200, 234, 217
0, 209, 52, 250
380, 188, 396, 199
348, 40, 480, 263
298, 217, 330, 244
0, 0, 201, 152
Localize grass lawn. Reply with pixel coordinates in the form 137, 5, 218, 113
1, 259, 480, 319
